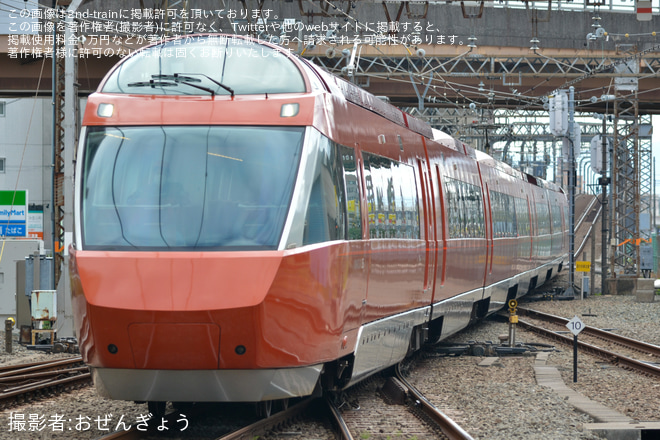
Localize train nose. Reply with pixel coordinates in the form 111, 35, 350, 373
76, 250, 283, 311
72, 250, 284, 369
128, 323, 221, 369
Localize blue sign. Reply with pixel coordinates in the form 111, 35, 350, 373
0, 224, 27, 237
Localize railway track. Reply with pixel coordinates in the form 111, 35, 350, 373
211, 368, 472, 440
516, 307, 660, 378
0, 356, 91, 408
94, 362, 474, 440
218, 398, 336, 440
394, 364, 475, 440
94, 398, 335, 440
214, 370, 474, 440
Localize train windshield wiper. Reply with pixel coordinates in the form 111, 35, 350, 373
127, 79, 178, 88
128, 74, 217, 96
128, 74, 235, 97
167, 72, 235, 98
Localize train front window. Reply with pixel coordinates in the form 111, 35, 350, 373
102, 36, 306, 96
81, 126, 303, 250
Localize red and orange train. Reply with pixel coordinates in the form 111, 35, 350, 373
70, 34, 568, 413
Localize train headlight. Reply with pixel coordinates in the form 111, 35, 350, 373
97, 103, 114, 118
280, 103, 299, 118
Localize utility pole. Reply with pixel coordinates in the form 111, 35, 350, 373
600, 107, 609, 294
50, 0, 82, 336
566, 86, 576, 296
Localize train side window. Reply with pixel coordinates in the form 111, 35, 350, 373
465, 182, 485, 238
340, 146, 362, 240
535, 202, 551, 235
443, 178, 458, 238
444, 176, 484, 239
302, 138, 347, 245
514, 197, 531, 236
363, 153, 419, 240
551, 204, 562, 234
398, 162, 420, 239
490, 191, 517, 238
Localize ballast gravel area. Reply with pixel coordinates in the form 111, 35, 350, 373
0, 347, 152, 439
407, 293, 660, 440
0, 292, 657, 440
520, 294, 660, 423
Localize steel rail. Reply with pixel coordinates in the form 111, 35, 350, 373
218, 398, 315, 440
0, 356, 84, 378
517, 317, 660, 378
518, 307, 660, 357
395, 365, 474, 440
0, 358, 91, 407
0, 357, 81, 372
325, 397, 355, 440
0, 366, 89, 384
0, 371, 91, 401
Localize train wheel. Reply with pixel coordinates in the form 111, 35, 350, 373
255, 400, 272, 418
148, 401, 167, 418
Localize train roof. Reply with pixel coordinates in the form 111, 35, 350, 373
300, 50, 562, 194
95, 33, 561, 194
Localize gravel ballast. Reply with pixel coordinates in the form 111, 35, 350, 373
407, 292, 660, 440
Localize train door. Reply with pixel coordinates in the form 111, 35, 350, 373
347, 146, 370, 330
433, 164, 446, 294
417, 158, 437, 301
361, 151, 427, 322
525, 196, 533, 260
483, 183, 494, 280
436, 153, 488, 298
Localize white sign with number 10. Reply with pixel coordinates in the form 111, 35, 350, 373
566, 315, 585, 336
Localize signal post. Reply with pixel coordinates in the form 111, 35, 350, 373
507, 299, 518, 348
576, 261, 591, 299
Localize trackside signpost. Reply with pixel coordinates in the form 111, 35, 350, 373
576, 261, 591, 299
566, 315, 585, 382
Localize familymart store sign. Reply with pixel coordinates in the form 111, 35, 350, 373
0, 190, 27, 238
